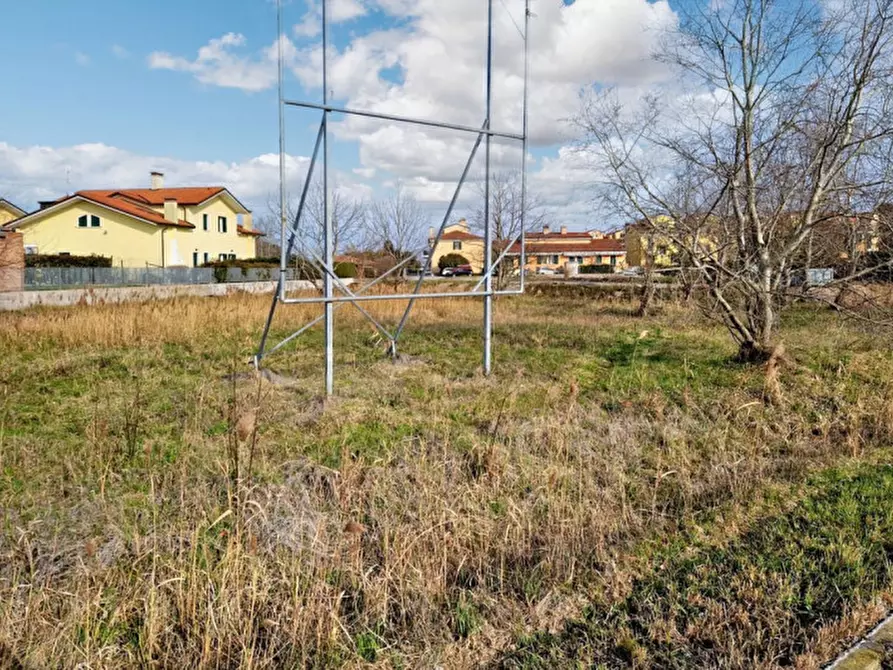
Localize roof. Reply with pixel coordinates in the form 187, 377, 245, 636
237, 224, 264, 237
440, 230, 483, 241
0, 199, 26, 218
103, 187, 228, 207
507, 239, 626, 255
526, 231, 594, 240
4, 186, 253, 232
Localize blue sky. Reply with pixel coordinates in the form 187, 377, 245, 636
0, 0, 679, 227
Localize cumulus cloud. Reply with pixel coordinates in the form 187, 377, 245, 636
148, 33, 279, 92
141, 0, 678, 227
0, 141, 312, 213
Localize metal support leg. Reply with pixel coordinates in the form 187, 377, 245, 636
322, 2, 334, 397
483, 0, 495, 376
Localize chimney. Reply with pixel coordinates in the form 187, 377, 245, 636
38, 200, 56, 210
458, 218, 469, 230
150, 171, 165, 190
543, 225, 551, 235
560, 226, 568, 235
164, 198, 178, 224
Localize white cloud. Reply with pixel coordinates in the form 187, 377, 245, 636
140, 0, 678, 228
0, 141, 312, 214
148, 33, 279, 92
75, 52, 90, 67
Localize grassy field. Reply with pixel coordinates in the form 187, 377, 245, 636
1, 290, 892, 668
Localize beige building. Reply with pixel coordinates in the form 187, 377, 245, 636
2, 172, 263, 267
506, 225, 627, 272
429, 219, 485, 273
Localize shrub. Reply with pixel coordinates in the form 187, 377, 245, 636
334, 262, 358, 279
580, 264, 614, 275
25, 254, 112, 268
438, 253, 469, 271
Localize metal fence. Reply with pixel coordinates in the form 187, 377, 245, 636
24, 266, 303, 290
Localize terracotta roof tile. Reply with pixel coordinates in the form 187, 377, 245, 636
104, 187, 226, 207
75, 191, 195, 228
237, 224, 264, 237
507, 239, 625, 254
440, 230, 483, 241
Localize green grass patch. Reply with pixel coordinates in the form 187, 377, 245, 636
502, 462, 893, 668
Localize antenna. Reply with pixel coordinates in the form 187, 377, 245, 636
255, 0, 531, 396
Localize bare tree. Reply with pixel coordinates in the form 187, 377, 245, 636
579, 0, 893, 360
471, 171, 546, 287
261, 181, 366, 267
366, 188, 430, 286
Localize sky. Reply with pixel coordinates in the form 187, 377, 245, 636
0, 0, 679, 230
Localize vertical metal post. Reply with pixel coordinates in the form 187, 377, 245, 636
519, 0, 530, 292
482, 0, 494, 375
322, 0, 335, 396
277, 0, 287, 291
258, 0, 288, 368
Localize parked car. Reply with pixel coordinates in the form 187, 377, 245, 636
442, 264, 473, 277
621, 266, 644, 276
535, 266, 557, 275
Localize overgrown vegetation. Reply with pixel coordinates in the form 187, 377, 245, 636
0, 292, 891, 667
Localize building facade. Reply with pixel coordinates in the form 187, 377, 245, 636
1, 172, 262, 267
429, 219, 486, 273
506, 225, 627, 272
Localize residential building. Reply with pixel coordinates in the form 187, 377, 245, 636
506, 225, 627, 272
429, 219, 485, 273
1, 172, 263, 267
0, 199, 26, 227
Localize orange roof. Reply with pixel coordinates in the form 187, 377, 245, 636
507, 239, 625, 254
440, 230, 482, 241
104, 187, 226, 207
527, 231, 593, 240
74, 191, 195, 228
237, 224, 264, 237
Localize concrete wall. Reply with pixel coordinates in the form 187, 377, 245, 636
0, 279, 350, 311
0, 231, 24, 292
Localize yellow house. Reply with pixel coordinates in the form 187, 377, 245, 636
625, 218, 719, 268
0, 198, 26, 227
429, 219, 485, 273
506, 225, 628, 273
1, 172, 262, 267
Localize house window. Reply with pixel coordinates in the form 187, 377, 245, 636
219, 253, 228, 261
218, 216, 227, 233
203, 214, 209, 231
550, 255, 559, 265
452, 241, 462, 251
610, 255, 617, 266
229, 253, 236, 260
203, 252, 210, 264
77, 215, 100, 228
192, 252, 199, 268
24, 245, 38, 255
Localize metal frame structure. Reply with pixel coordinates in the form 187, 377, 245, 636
256, 0, 531, 396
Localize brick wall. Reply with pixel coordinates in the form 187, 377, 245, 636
0, 231, 24, 292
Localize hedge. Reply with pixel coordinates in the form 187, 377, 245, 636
334, 262, 358, 279
580, 264, 614, 274
438, 253, 469, 270
25, 254, 113, 268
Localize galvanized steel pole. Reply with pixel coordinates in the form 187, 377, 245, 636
322, 0, 334, 396
519, 0, 530, 292
482, 0, 494, 376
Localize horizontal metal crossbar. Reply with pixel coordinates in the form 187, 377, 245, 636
283, 99, 525, 141
281, 287, 523, 305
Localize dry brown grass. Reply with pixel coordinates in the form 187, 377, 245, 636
0, 292, 890, 667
